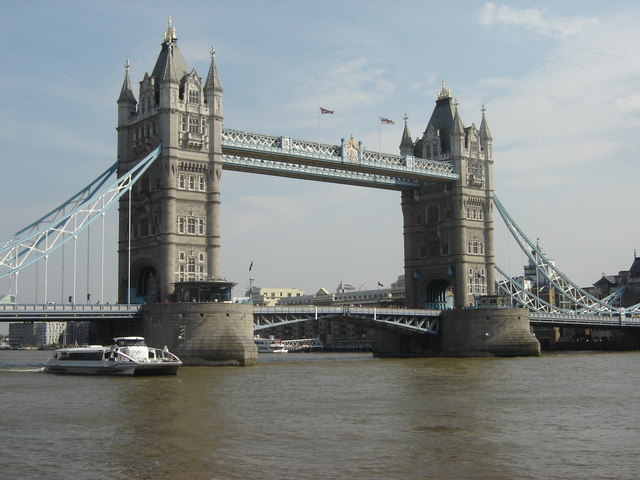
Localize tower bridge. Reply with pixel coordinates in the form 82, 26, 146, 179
2, 20, 640, 361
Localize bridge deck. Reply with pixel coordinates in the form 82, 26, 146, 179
1, 304, 638, 330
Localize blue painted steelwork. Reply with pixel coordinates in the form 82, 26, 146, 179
0, 303, 142, 321
494, 196, 640, 316
221, 129, 458, 189
0, 145, 162, 279
253, 305, 440, 335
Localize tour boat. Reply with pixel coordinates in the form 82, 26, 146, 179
44, 336, 182, 375
253, 336, 288, 353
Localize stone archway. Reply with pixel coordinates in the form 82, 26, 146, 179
135, 266, 159, 304
424, 279, 454, 309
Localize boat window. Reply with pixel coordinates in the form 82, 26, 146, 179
64, 351, 104, 361
115, 338, 146, 347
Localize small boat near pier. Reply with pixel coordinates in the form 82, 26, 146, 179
44, 336, 182, 376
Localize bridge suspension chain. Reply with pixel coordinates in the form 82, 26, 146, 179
494, 196, 640, 315
0, 144, 162, 279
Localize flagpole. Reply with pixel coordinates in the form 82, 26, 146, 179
378, 118, 381, 153
317, 106, 320, 144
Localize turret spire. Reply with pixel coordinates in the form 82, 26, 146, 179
451, 100, 465, 137
399, 113, 413, 156
204, 45, 223, 94
117, 59, 136, 105
479, 104, 492, 141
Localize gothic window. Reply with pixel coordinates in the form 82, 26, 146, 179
178, 217, 186, 234
178, 174, 186, 189
187, 218, 196, 234
187, 257, 196, 281
427, 205, 439, 224
198, 253, 205, 262
198, 218, 205, 235
189, 118, 199, 133
188, 175, 196, 190
179, 251, 185, 262
181, 116, 187, 132
199, 176, 206, 191
201, 119, 206, 135
188, 90, 200, 104
178, 264, 185, 282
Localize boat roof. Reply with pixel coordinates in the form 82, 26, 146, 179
55, 345, 107, 352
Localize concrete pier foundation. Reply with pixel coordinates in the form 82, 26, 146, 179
374, 307, 540, 358
142, 303, 258, 366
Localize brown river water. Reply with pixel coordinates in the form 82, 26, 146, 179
1, 350, 638, 480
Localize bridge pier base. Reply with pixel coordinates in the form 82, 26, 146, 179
439, 307, 540, 357
373, 307, 539, 358
141, 303, 258, 366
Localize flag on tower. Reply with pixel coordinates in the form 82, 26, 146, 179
380, 117, 395, 124
249, 261, 254, 271
320, 107, 334, 114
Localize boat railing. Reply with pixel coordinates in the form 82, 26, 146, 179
150, 347, 181, 363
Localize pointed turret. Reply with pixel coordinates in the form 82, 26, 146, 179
117, 60, 137, 128
204, 46, 223, 95
479, 105, 493, 159
450, 101, 466, 156
479, 105, 492, 141
399, 113, 413, 156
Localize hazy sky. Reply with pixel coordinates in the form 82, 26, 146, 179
1, 0, 639, 316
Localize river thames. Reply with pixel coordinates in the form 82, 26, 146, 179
1, 350, 638, 480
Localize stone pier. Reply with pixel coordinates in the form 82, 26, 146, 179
374, 307, 540, 358
142, 303, 258, 366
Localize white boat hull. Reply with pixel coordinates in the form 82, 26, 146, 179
44, 361, 181, 376
44, 336, 182, 376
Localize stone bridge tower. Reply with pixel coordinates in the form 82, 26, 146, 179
116, 19, 224, 303
400, 83, 496, 309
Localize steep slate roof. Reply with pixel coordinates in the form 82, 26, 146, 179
629, 256, 640, 277
416, 82, 456, 156
151, 19, 190, 85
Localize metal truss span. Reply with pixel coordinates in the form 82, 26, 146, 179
0, 303, 142, 321
221, 128, 458, 189
0, 145, 163, 279
253, 306, 440, 334
494, 196, 640, 316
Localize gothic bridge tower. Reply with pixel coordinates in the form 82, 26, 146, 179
399, 83, 496, 309
116, 19, 224, 303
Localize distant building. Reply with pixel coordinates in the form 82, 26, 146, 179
256, 276, 405, 347
588, 255, 640, 307
8, 322, 36, 348
249, 287, 305, 306
35, 322, 66, 346
277, 276, 405, 307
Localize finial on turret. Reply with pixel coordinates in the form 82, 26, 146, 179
403, 112, 408, 123
437, 80, 451, 100
124, 59, 130, 73
163, 16, 177, 44
481, 104, 486, 115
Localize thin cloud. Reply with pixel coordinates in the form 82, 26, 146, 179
479, 2, 597, 38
